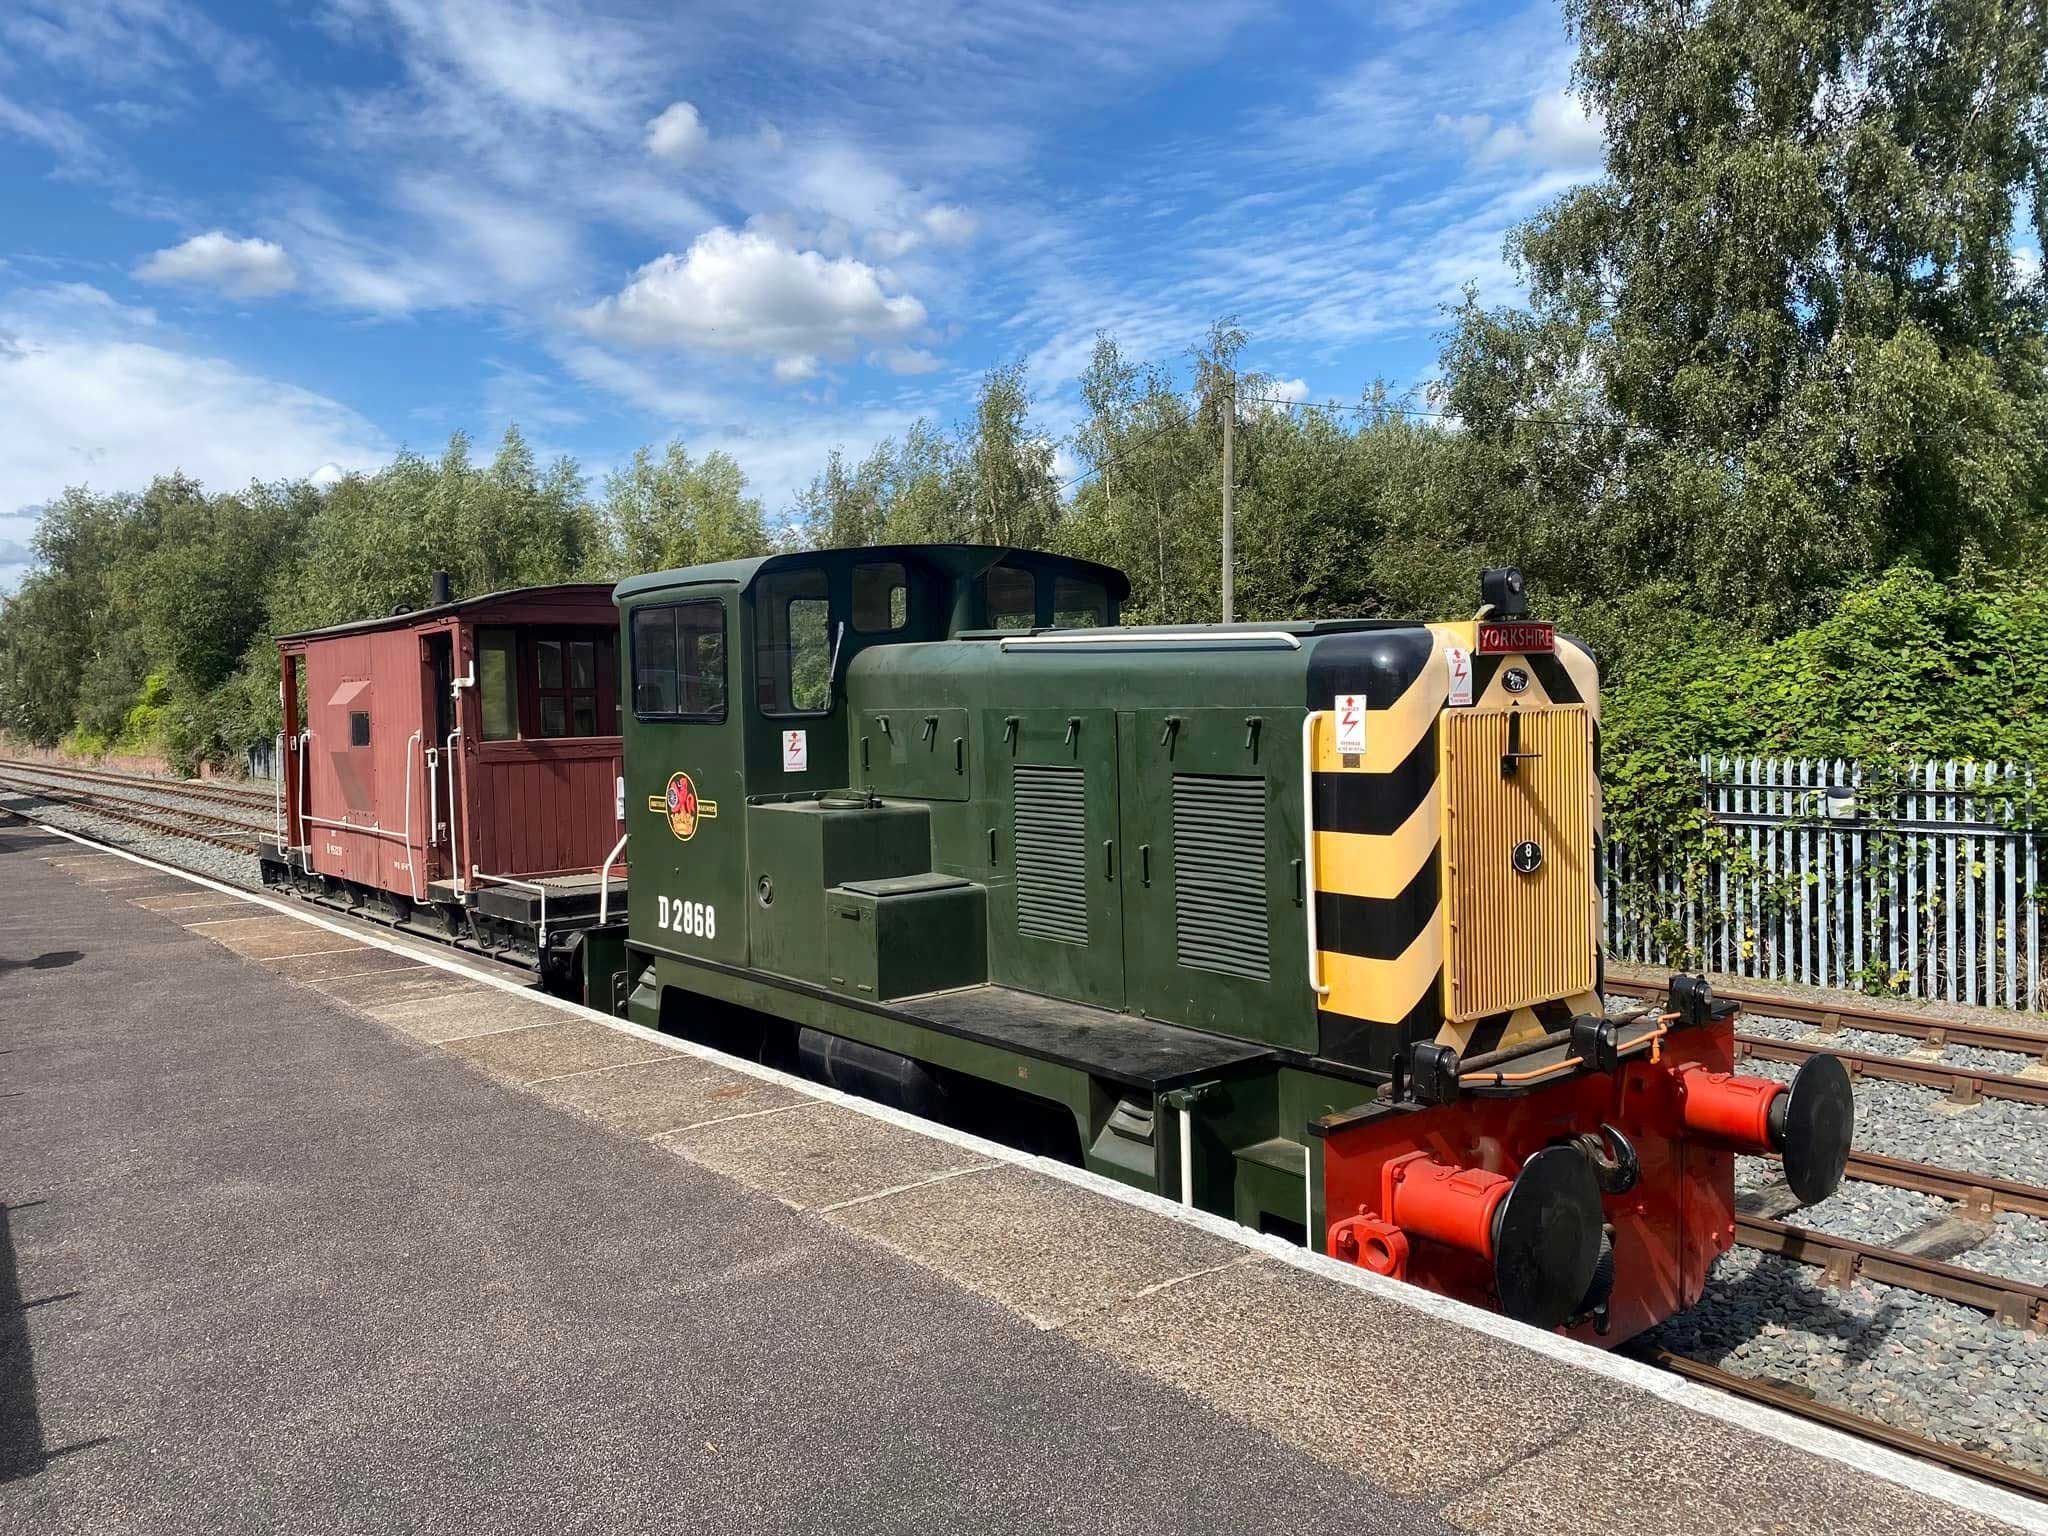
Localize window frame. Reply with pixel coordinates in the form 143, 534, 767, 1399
985, 562, 1037, 630
631, 598, 729, 724
477, 627, 520, 742
535, 635, 609, 739
851, 560, 910, 635
1051, 575, 1109, 629
754, 569, 835, 720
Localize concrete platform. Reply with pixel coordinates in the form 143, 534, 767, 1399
2, 818, 2040, 1535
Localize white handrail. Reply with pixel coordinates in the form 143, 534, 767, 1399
401, 730, 423, 902
1302, 711, 1330, 999
598, 832, 629, 924
272, 732, 284, 853
425, 745, 440, 847
444, 726, 464, 894
296, 729, 312, 872
1000, 630, 1301, 652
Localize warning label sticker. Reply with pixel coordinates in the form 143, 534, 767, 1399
782, 729, 808, 773
1446, 645, 1473, 707
1333, 695, 1367, 755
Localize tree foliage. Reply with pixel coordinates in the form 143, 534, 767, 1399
1441, 0, 2048, 632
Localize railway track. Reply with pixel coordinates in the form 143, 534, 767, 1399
1737, 1150, 2048, 1320
1737, 1033, 2048, 1107
0, 770, 267, 853
1646, 1348, 2048, 1503
1605, 973, 2048, 1058
0, 755, 273, 812
1607, 973, 2048, 1108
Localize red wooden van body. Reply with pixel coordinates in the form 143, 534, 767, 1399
275, 584, 624, 908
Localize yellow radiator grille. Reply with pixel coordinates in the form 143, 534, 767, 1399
1442, 706, 1596, 1023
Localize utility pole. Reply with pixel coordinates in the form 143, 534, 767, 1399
1220, 369, 1235, 624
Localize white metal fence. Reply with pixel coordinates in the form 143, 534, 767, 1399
1605, 755, 2043, 1012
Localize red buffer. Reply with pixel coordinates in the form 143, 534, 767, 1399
1321, 978, 1853, 1345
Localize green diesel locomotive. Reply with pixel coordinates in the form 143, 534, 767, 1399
606, 544, 1853, 1343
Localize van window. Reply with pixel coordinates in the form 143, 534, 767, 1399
537, 634, 610, 737
478, 629, 518, 740
633, 601, 726, 721
756, 569, 833, 715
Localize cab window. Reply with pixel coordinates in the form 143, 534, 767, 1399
1052, 576, 1108, 628
756, 569, 833, 715
985, 563, 1035, 629
852, 561, 908, 633
633, 600, 727, 721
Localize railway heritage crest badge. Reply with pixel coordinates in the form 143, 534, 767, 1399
648, 770, 718, 841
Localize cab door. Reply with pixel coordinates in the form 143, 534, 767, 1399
980, 707, 1124, 1008
1118, 708, 1313, 1050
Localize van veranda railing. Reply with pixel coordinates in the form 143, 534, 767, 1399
1604, 756, 2043, 1012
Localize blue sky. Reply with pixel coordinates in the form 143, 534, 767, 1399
0, 0, 1605, 589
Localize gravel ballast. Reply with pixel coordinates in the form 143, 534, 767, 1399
0, 764, 272, 836
1646, 1247, 2048, 1476
1, 793, 263, 888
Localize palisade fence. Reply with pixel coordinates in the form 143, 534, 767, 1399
1604, 755, 2044, 1013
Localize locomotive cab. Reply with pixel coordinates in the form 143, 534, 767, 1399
613, 548, 1851, 1346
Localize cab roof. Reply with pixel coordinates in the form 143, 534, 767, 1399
610, 543, 1130, 605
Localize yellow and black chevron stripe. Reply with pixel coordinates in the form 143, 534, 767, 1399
1305, 625, 1606, 1078
1306, 628, 1446, 1076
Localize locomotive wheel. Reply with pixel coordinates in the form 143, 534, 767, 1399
1491, 1147, 1604, 1330
1777, 1054, 1854, 1206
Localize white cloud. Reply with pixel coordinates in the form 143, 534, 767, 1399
864, 203, 982, 260
0, 88, 104, 174
333, 0, 657, 126
646, 100, 707, 162
921, 203, 978, 244
0, 285, 388, 528
394, 176, 581, 292
1461, 89, 1604, 172
136, 231, 298, 298
1250, 376, 1310, 414
874, 346, 943, 375
772, 354, 820, 383
309, 462, 346, 487
577, 227, 927, 379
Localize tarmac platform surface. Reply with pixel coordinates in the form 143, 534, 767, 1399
0, 818, 2037, 1535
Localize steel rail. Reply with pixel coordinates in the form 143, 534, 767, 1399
1644, 1348, 2048, 1503
0, 756, 272, 811
1735, 1033, 2048, 1107
1837, 1149, 2048, 1222
0, 776, 264, 853
0, 776, 268, 836
1604, 972, 2048, 1059
1735, 1212, 2048, 1328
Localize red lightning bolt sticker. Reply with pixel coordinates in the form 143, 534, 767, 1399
1446, 645, 1473, 706
1333, 694, 1366, 754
